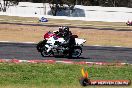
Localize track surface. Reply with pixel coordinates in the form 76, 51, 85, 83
0, 42, 132, 63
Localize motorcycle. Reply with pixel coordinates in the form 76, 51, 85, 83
37, 31, 86, 58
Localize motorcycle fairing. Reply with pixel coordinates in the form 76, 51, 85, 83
75, 38, 86, 45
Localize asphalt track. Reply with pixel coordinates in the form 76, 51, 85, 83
0, 42, 132, 64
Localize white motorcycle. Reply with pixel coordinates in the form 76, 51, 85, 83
37, 31, 86, 58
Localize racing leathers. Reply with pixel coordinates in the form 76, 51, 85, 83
55, 30, 76, 57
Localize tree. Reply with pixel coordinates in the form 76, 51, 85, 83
128, 0, 132, 7
81, 0, 92, 6
76, 0, 81, 5
0, 0, 19, 12
98, 0, 128, 7
48, 0, 76, 16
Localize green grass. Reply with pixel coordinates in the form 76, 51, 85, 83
0, 63, 131, 88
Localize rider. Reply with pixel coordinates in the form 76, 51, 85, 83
54, 26, 76, 57
54, 26, 72, 40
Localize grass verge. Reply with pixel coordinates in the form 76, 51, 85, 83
0, 63, 131, 88
0, 15, 132, 47
0, 15, 132, 31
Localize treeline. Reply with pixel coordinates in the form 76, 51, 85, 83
1, 0, 132, 15
20, 0, 132, 8
76, 0, 132, 7
1, 0, 132, 7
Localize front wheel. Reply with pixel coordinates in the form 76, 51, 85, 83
70, 46, 82, 58
36, 40, 47, 52
41, 46, 52, 57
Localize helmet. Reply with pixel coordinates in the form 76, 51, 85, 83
58, 26, 70, 36
63, 26, 69, 32
63, 26, 69, 36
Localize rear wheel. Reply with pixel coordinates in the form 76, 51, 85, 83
71, 46, 82, 58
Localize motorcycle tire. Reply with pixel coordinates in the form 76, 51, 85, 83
70, 46, 82, 58
36, 40, 46, 52
41, 46, 52, 57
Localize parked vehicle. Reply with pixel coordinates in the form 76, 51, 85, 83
126, 21, 132, 26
